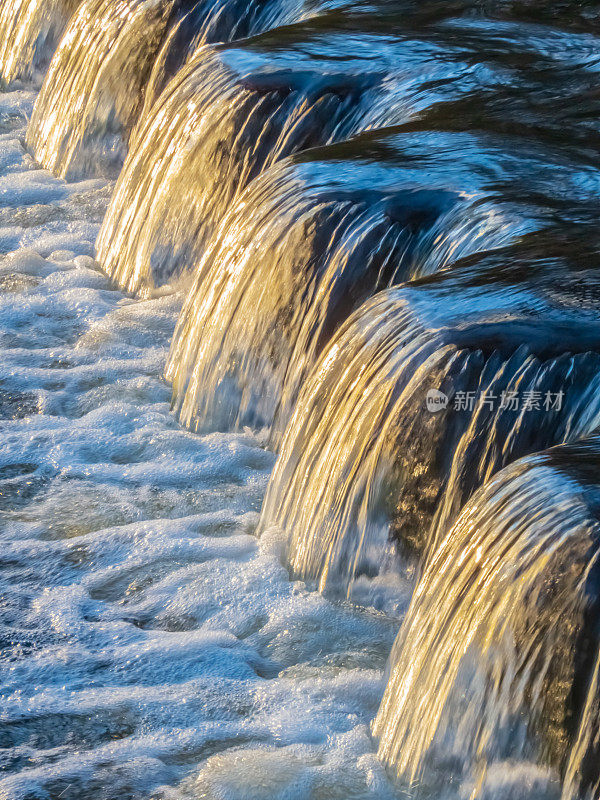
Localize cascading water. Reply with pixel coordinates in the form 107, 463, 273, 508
374, 438, 600, 800
24, 0, 334, 180
259, 280, 600, 592
3, 0, 600, 797
166, 108, 600, 436
25, 0, 179, 179
165, 157, 473, 435
146, 0, 344, 108
94, 2, 515, 294
0, 0, 81, 85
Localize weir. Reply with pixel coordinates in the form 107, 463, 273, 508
166, 155, 467, 435
166, 112, 600, 436
0, 0, 80, 85
374, 438, 600, 800
1, 0, 600, 797
24, 0, 332, 180
94, 0, 530, 295
259, 276, 600, 591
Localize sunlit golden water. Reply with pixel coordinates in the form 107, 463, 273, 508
375, 443, 600, 800
3, 0, 600, 797
0, 0, 80, 84
26, 0, 173, 178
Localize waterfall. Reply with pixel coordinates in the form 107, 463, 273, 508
140, 0, 359, 113
259, 282, 600, 592
25, 0, 178, 179
373, 438, 600, 800
94, 46, 360, 294
138, 0, 313, 118
94, 8, 504, 294
168, 118, 574, 436
24, 0, 324, 180
0, 0, 80, 85
2, 0, 600, 796
165, 167, 521, 436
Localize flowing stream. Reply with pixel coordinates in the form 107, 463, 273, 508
1, 1, 600, 799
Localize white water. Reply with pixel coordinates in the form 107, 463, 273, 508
0, 86, 408, 800
0, 67, 571, 800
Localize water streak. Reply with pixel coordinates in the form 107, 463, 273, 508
166, 156, 508, 436
26, 0, 175, 179
374, 439, 600, 800
95, 10, 500, 293
0, 0, 80, 85
259, 285, 600, 592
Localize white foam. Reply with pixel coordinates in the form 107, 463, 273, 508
0, 84, 562, 800
0, 91, 401, 800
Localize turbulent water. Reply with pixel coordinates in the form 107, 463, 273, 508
375, 439, 600, 800
0, 90, 405, 800
3, 0, 600, 798
0, 0, 81, 85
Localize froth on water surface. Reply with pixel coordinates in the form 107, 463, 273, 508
0, 97, 412, 800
